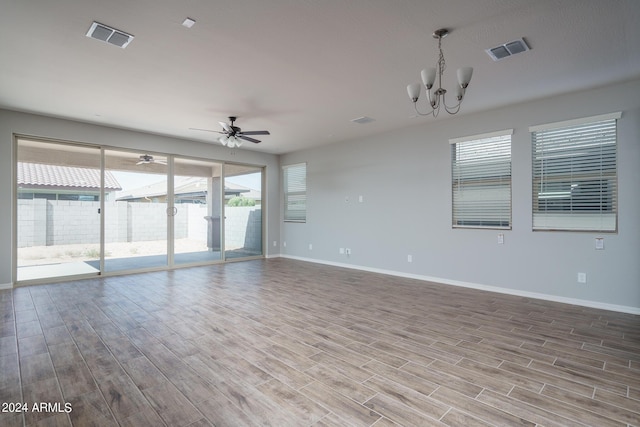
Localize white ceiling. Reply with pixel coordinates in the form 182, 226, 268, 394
1, 0, 639, 154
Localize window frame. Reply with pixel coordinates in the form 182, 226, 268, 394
450, 129, 513, 230
530, 112, 620, 232
282, 162, 307, 223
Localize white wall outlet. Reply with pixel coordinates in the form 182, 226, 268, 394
283, 241, 287, 247
595, 237, 604, 250
345, 248, 351, 255
273, 240, 277, 247
497, 233, 504, 244
577, 272, 587, 283
345, 196, 350, 203
407, 254, 413, 263
308, 243, 313, 250
358, 195, 364, 203
339, 248, 345, 254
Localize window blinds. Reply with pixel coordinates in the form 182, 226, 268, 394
450, 130, 512, 229
530, 113, 620, 232
283, 163, 307, 222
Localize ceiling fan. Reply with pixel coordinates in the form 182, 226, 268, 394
191, 116, 270, 147
136, 154, 167, 165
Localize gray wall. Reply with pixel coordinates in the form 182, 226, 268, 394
0, 110, 281, 286
280, 79, 640, 312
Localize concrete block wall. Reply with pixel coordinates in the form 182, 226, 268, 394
186, 204, 207, 243
17, 200, 259, 249
128, 203, 168, 242
17, 199, 46, 248
224, 206, 262, 250
46, 201, 101, 245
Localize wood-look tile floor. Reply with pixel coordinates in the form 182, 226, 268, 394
1, 258, 639, 426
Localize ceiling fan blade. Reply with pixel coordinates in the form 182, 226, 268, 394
219, 121, 232, 132
239, 130, 270, 136
189, 127, 222, 133
237, 135, 261, 144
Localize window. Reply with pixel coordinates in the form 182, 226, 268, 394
283, 163, 306, 222
531, 112, 620, 232
451, 130, 512, 229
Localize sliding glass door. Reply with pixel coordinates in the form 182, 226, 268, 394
173, 157, 223, 266
16, 138, 102, 281
223, 164, 264, 259
103, 149, 168, 273
16, 138, 265, 282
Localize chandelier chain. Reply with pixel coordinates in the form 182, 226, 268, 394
438, 36, 446, 75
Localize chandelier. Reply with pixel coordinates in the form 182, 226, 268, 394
407, 29, 473, 117
217, 135, 243, 148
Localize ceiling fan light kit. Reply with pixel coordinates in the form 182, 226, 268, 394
407, 28, 473, 117
218, 135, 243, 148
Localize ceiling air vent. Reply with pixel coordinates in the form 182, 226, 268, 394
486, 38, 529, 61
86, 22, 134, 48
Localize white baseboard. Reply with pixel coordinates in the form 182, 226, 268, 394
0, 282, 13, 290
265, 253, 282, 259
280, 255, 640, 315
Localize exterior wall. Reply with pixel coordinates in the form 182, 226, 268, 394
225, 206, 262, 250
17, 200, 256, 249
186, 204, 207, 243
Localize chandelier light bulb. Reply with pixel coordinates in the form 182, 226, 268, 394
407, 83, 421, 102
421, 68, 436, 89
457, 67, 473, 88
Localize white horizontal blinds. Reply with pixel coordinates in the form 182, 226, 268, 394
451, 130, 512, 229
283, 163, 307, 222
531, 114, 619, 232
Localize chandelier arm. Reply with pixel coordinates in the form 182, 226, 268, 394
443, 103, 462, 115
412, 102, 436, 117
426, 89, 435, 109
442, 95, 463, 114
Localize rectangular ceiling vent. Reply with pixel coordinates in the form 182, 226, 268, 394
486, 38, 529, 61
86, 22, 134, 48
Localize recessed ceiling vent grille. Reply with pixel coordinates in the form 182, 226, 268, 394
86, 22, 134, 48
486, 38, 529, 61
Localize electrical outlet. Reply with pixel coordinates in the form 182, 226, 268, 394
339, 248, 345, 254
309, 243, 313, 250
577, 272, 587, 283
273, 240, 277, 247
283, 241, 287, 247
407, 254, 413, 263
497, 233, 504, 244
345, 248, 351, 255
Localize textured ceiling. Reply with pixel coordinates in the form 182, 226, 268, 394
1, 0, 639, 154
